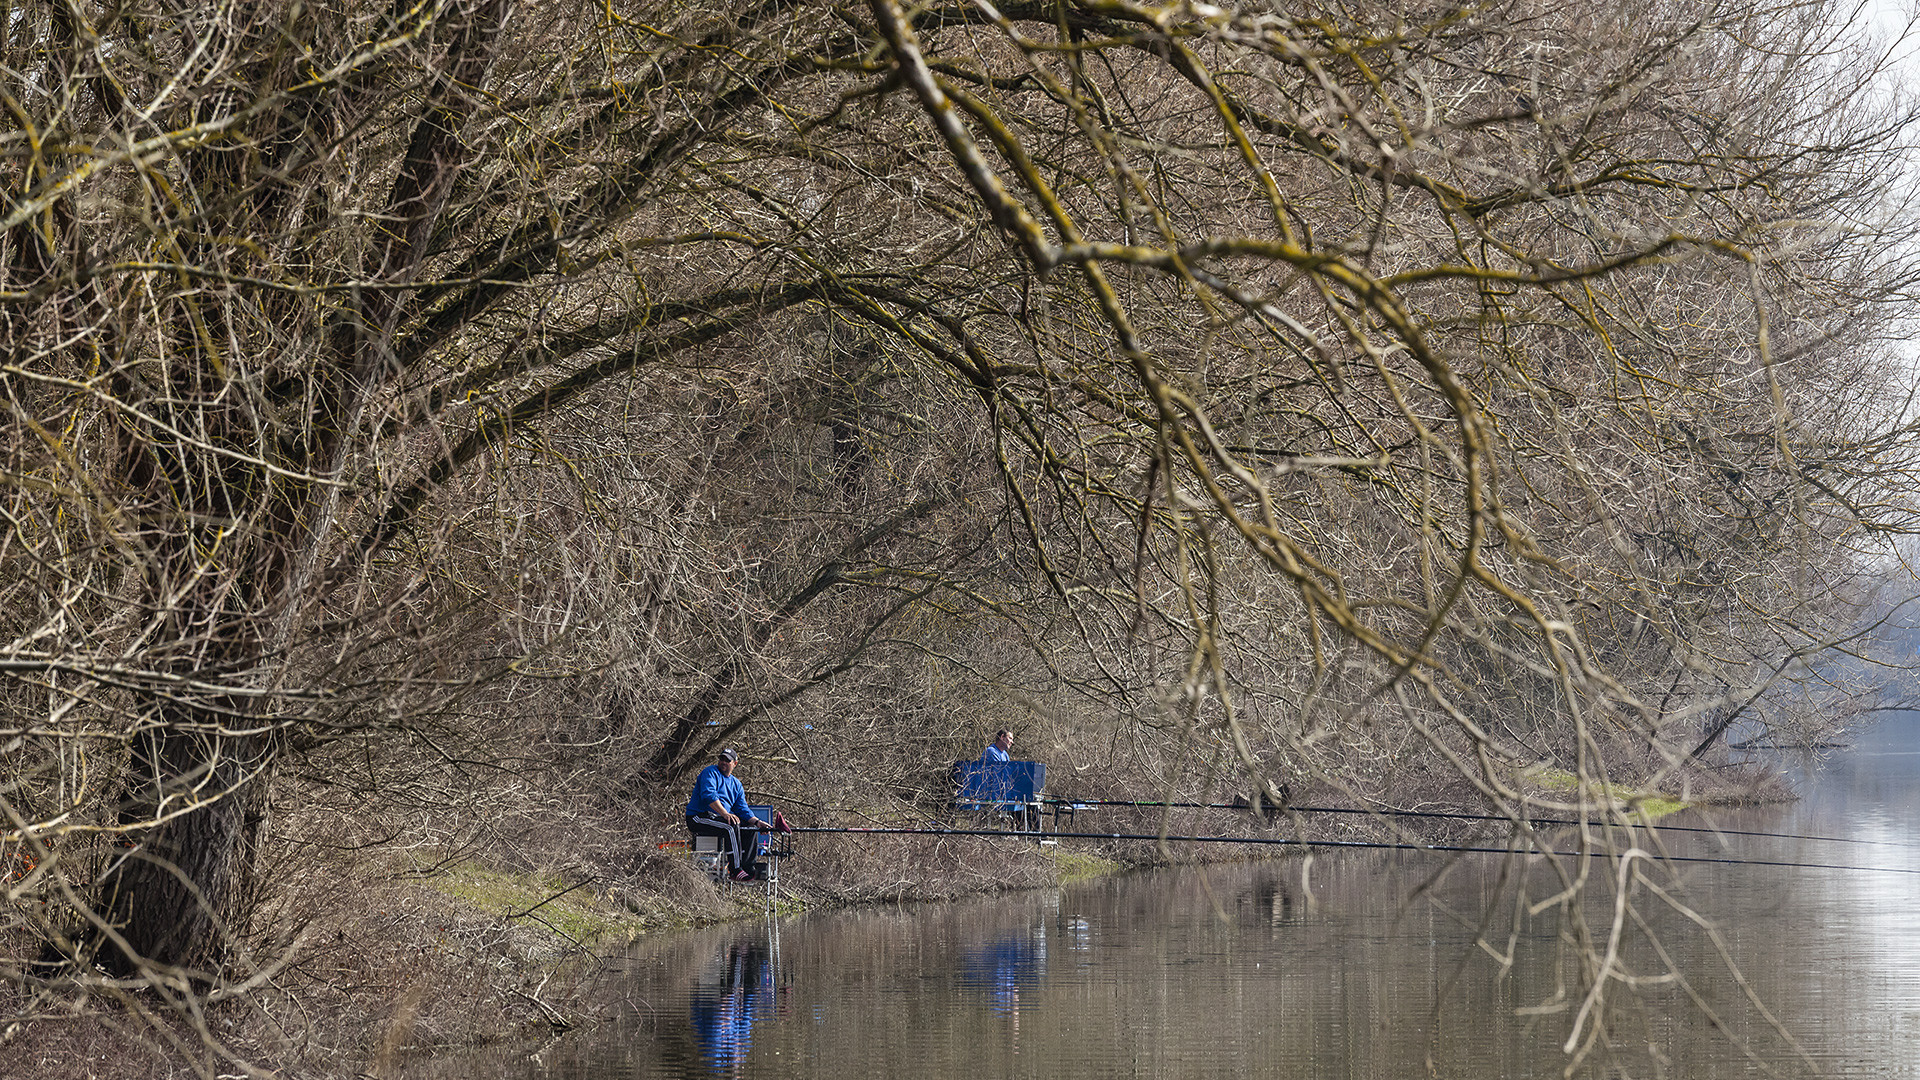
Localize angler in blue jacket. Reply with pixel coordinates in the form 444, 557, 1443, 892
980, 729, 1013, 764
687, 748, 774, 881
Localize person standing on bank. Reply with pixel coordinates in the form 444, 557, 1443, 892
687, 748, 774, 881
981, 729, 1013, 764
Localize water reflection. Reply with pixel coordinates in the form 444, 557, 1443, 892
957, 928, 1045, 1015
1236, 874, 1299, 928
688, 929, 784, 1072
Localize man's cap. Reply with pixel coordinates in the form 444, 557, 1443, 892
718, 748, 739, 761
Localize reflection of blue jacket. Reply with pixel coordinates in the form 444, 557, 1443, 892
687, 765, 749, 818
691, 944, 772, 1068
961, 933, 1045, 1015
690, 988, 763, 1068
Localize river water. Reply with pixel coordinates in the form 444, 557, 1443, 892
475, 716, 1920, 1078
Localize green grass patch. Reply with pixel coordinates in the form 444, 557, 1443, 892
1047, 848, 1120, 884
427, 863, 646, 946
1526, 767, 1687, 821
1626, 795, 1688, 821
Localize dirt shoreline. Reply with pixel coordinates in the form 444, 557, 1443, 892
5, 766, 1788, 1080
3, 809, 1270, 1080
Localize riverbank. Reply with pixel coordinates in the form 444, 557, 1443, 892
2, 761, 1787, 1079
1, 796, 1298, 1079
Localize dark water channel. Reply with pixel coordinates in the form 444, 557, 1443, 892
467, 716, 1920, 1078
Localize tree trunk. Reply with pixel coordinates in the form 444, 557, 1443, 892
80, 0, 514, 979
98, 724, 270, 976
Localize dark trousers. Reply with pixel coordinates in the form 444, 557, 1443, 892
687, 813, 761, 875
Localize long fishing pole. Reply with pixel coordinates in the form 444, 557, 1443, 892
787, 825, 1920, 876
1052, 798, 1913, 850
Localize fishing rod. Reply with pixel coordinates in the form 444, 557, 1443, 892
1050, 798, 1915, 850
788, 825, 1920, 876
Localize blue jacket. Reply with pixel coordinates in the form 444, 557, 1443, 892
688, 764, 750, 819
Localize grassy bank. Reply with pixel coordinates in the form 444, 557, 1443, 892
4, 758, 1794, 1080
1, 803, 1210, 1079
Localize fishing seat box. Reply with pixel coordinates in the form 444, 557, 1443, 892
952, 760, 1046, 828
689, 805, 789, 882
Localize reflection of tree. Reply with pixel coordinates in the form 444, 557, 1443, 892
1240, 878, 1297, 930
690, 938, 777, 1072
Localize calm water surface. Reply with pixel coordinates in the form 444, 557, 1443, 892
467, 717, 1920, 1078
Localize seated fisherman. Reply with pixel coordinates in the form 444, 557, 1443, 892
981, 729, 1013, 764
686, 748, 774, 882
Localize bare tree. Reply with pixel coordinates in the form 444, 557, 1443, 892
2, 0, 1918, 1071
